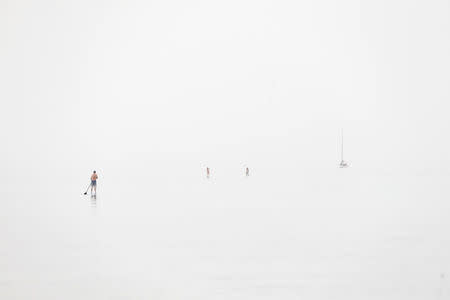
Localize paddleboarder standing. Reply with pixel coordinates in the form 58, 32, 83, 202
90, 171, 98, 195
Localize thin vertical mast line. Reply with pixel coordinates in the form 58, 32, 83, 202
341, 129, 344, 162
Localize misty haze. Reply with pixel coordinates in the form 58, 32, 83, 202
1, 0, 450, 299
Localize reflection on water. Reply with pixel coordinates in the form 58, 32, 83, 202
90, 194, 96, 208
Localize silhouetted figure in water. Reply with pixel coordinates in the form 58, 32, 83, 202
246, 167, 249, 176
206, 167, 210, 178
90, 171, 98, 195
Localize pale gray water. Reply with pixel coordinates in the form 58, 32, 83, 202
2, 0, 450, 298
1, 166, 449, 299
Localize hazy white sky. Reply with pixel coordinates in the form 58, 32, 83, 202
2, 3, 450, 299
1, 0, 450, 176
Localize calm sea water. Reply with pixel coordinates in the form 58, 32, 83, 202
1, 168, 449, 299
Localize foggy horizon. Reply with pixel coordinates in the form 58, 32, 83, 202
1, 0, 450, 299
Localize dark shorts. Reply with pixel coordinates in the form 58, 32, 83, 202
91, 180, 97, 186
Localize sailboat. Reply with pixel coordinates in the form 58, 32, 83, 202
339, 129, 349, 168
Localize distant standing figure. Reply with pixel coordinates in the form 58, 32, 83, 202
206, 167, 210, 178
90, 170, 98, 195
246, 167, 249, 176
